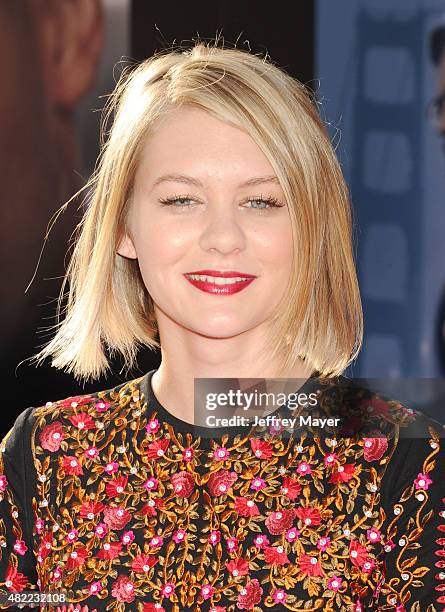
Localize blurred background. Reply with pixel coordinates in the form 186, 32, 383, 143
2, 0, 445, 436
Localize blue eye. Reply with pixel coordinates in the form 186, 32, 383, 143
246, 196, 283, 209
158, 194, 285, 210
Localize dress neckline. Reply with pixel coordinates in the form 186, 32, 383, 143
138, 367, 323, 437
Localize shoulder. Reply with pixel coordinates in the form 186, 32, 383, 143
1, 374, 146, 456
315, 374, 445, 437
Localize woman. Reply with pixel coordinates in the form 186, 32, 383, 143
0, 42, 444, 612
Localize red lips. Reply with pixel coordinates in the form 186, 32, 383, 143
184, 270, 257, 295
186, 269, 256, 278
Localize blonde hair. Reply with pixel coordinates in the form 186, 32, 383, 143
34, 40, 363, 380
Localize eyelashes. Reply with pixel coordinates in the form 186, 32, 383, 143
158, 193, 285, 211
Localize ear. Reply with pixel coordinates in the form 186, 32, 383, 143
117, 233, 138, 260
39, 0, 104, 109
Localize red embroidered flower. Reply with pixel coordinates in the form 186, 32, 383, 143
79, 501, 105, 519
61, 455, 83, 476
161, 582, 176, 598
264, 545, 290, 565
360, 397, 390, 416
103, 506, 132, 530
234, 497, 260, 517
316, 536, 330, 551
0, 475, 7, 493
209, 530, 221, 545
296, 461, 312, 475
131, 554, 158, 573
226, 536, 239, 552
96, 542, 123, 560
329, 463, 356, 484
349, 539, 369, 567
104, 461, 119, 475
4, 562, 28, 592
414, 472, 433, 490
250, 477, 266, 491
225, 557, 249, 576
366, 528, 381, 543
236, 578, 263, 609
40, 422, 64, 452
65, 546, 88, 569
121, 530, 135, 545
106, 476, 128, 497
285, 527, 300, 542
143, 604, 166, 612
214, 447, 230, 460
327, 575, 342, 592
85, 446, 99, 459
295, 506, 321, 527
138, 502, 157, 517
13, 539, 28, 556
69, 413, 96, 430
250, 438, 273, 459
324, 452, 337, 467
95, 523, 108, 538
362, 558, 376, 573
362, 433, 388, 462
207, 469, 238, 496
299, 553, 323, 576
149, 535, 164, 548
59, 395, 93, 409
182, 446, 194, 462
111, 575, 135, 603
281, 476, 301, 500
146, 438, 170, 459
172, 529, 187, 544
170, 471, 194, 497
37, 533, 53, 561
265, 508, 296, 534
94, 400, 111, 412
201, 584, 215, 600
88, 581, 103, 596
145, 418, 161, 434
253, 534, 269, 549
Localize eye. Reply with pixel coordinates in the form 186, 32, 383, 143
243, 195, 285, 210
158, 194, 196, 207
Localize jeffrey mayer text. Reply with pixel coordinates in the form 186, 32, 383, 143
206, 414, 341, 427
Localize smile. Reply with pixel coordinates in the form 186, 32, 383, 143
184, 273, 256, 295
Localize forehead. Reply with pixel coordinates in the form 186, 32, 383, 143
135, 106, 276, 186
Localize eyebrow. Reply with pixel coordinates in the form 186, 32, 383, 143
152, 173, 280, 188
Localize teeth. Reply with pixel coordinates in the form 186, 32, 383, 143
187, 274, 250, 284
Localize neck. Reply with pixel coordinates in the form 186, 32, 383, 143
150, 317, 313, 426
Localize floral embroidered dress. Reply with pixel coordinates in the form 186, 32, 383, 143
0, 369, 444, 612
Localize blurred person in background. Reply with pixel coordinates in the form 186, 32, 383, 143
429, 18, 445, 374
0, 0, 103, 419
430, 18, 445, 146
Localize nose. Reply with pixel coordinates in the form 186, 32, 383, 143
198, 204, 246, 255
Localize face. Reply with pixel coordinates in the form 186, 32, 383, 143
119, 106, 294, 343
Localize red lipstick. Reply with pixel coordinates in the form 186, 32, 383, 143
184, 269, 257, 295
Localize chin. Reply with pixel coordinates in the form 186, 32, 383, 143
188, 321, 249, 339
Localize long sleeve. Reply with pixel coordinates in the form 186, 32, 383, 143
0, 407, 38, 599
379, 416, 445, 611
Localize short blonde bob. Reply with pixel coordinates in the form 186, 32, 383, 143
34, 40, 363, 381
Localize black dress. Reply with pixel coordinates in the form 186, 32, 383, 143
0, 369, 444, 611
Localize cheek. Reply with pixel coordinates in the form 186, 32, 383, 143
255, 223, 294, 270
133, 217, 194, 272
